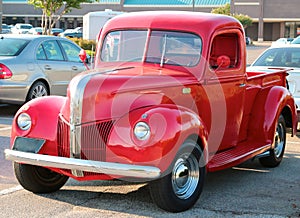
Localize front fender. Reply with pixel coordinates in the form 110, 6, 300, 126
248, 86, 297, 143
11, 96, 67, 147
107, 104, 208, 172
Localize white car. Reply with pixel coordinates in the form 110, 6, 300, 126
271, 38, 293, 47
11, 23, 33, 34
249, 44, 300, 120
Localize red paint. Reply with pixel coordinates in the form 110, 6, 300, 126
10, 11, 297, 180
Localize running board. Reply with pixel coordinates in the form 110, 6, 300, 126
207, 142, 271, 172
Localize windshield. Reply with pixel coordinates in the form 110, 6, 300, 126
252, 47, 300, 68
101, 30, 202, 67
291, 37, 300, 44
20, 25, 32, 29
0, 38, 29, 56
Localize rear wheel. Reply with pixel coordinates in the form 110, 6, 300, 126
149, 139, 206, 212
26, 81, 49, 102
14, 162, 69, 193
259, 115, 286, 167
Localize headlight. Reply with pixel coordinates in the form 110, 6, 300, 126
134, 122, 150, 141
17, 113, 32, 131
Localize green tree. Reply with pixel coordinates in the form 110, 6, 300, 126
211, 3, 231, 16
28, 0, 92, 35
211, 3, 253, 29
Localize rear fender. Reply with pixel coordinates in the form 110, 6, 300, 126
248, 86, 297, 143
107, 104, 208, 173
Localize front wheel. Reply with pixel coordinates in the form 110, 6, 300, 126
149, 139, 206, 212
259, 115, 286, 167
14, 162, 69, 193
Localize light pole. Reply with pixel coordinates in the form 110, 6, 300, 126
258, 0, 264, 42
0, 0, 2, 33
230, 0, 235, 14
192, 0, 195, 11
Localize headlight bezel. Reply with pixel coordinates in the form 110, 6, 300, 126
17, 113, 32, 131
133, 121, 151, 141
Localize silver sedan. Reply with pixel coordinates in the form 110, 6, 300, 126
0, 34, 87, 104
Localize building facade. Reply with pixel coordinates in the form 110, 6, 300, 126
1, 0, 300, 41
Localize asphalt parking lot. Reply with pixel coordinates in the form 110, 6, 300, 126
0, 42, 299, 217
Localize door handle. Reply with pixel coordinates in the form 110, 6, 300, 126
238, 83, 246, 87
44, 65, 52, 70
72, 66, 78, 71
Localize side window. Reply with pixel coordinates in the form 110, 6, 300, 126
42, 40, 64, 61
209, 33, 240, 69
36, 44, 47, 60
59, 41, 81, 62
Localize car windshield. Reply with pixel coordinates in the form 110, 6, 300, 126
2, 25, 10, 29
0, 38, 30, 56
100, 30, 202, 67
20, 25, 32, 29
291, 37, 300, 44
252, 47, 300, 68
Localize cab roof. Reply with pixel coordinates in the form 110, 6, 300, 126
102, 11, 243, 38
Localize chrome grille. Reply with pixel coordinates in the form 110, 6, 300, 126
57, 116, 114, 162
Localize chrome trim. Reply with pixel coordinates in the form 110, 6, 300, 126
69, 74, 93, 177
68, 68, 134, 177
4, 149, 161, 179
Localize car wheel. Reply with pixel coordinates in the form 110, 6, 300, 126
14, 162, 69, 193
149, 139, 206, 212
259, 115, 286, 167
26, 81, 49, 102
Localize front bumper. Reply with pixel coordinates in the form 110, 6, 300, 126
4, 149, 161, 179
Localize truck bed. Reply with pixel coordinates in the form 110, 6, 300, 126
246, 67, 288, 87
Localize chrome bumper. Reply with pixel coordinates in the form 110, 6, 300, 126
4, 149, 161, 179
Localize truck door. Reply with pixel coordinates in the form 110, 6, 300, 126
205, 31, 246, 152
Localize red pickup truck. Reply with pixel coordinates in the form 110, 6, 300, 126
5, 11, 297, 212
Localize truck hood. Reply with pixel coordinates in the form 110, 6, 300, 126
61, 66, 198, 124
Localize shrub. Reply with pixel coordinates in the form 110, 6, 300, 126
69, 38, 97, 51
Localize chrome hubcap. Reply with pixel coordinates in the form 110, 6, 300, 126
171, 153, 199, 199
274, 122, 285, 158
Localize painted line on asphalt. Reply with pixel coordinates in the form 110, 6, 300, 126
0, 127, 12, 131
0, 185, 23, 196
287, 140, 300, 144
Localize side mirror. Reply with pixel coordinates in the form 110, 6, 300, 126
217, 55, 230, 69
79, 49, 87, 63
79, 49, 90, 70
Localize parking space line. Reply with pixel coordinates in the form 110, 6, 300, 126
0, 185, 23, 196
287, 140, 300, 144
0, 127, 12, 131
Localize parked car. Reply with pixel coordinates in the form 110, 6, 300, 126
249, 44, 300, 119
51, 28, 63, 36
0, 34, 88, 104
1, 24, 12, 34
59, 31, 83, 38
59, 28, 83, 38
245, 36, 252, 45
27, 27, 43, 35
271, 37, 294, 46
291, 35, 300, 44
73, 27, 83, 33
11, 23, 33, 34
